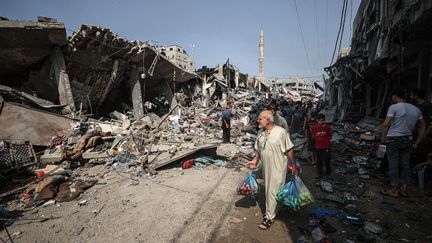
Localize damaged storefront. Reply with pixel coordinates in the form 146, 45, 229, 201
325, 0, 432, 121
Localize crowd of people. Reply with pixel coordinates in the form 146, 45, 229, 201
221, 97, 329, 230
220, 89, 432, 230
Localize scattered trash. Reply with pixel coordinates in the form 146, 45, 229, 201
11, 231, 22, 237
308, 218, 320, 228
346, 215, 363, 225
320, 181, 333, 193
78, 200, 88, 206
229, 217, 242, 224
311, 227, 326, 241
309, 207, 345, 218
344, 193, 358, 201
364, 221, 383, 234
42, 200, 56, 207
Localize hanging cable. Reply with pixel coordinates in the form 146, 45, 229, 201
337, 0, 349, 57
325, 0, 329, 63
350, 0, 353, 42
293, 0, 314, 74
329, 0, 347, 66
313, 0, 322, 68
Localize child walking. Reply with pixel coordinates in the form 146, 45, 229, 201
311, 114, 332, 178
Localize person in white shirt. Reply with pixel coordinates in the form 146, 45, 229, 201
381, 89, 426, 198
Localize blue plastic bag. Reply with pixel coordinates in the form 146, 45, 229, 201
276, 175, 314, 210
237, 170, 258, 196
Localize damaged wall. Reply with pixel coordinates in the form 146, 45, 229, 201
67, 25, 200, 117
0, 18, 75, 112
325, 0, 432, 121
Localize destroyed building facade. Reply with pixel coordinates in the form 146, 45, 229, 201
0, 18, 201, 120
324, 0, 432, 121
157, 44, 195, 72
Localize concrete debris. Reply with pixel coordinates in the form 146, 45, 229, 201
1, 7, 430, 242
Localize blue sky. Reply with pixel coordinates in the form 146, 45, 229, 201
1, 0, 359, 80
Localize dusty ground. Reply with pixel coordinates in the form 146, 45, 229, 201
216, 162, 432, 242
0, 144, 245, 243
2, 143, 432, 243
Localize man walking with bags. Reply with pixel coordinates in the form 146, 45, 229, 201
247, 110, 296, 230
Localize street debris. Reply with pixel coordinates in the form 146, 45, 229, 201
1, 1, 432, 241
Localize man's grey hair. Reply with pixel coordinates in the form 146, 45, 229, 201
260, 110, 274, 123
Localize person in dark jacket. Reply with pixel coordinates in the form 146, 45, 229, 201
221, 102, 234, 143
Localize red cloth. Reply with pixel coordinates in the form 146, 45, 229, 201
311, 124, 332, 149
182, 159, 195, 169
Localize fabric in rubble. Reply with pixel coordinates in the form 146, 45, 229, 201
56, 179, 98, 202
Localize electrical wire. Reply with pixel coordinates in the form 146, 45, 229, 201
325, 0, 329, 64
313, 0, 322, 68
350, 0, 353, 42
293, 0, 314, 75
330, 0, 347, 65
337, 0, 349, 57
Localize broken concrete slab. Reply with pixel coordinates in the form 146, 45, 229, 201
40, 153, 63, 163
150, 144, 218, 170
82, 151, 110, 160
0, 102, 74, 145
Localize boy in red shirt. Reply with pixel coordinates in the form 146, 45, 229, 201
311, 114, 332, 178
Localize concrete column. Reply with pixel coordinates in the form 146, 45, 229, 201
98, 59, 119, 106
162, 80, 179, 115
234, 70, 239, 88
50, 47, 75, 111
130, 66, 144, 119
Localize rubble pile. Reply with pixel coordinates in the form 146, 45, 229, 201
293, 117, 432, 242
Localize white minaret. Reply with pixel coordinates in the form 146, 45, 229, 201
258, 29, 264, 80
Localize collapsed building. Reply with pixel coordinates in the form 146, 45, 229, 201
196, 63, 252, 106
0, 17, 201, 141
0, 17, 267, 177
324, 0, 432, 121
0, 17, 206, 174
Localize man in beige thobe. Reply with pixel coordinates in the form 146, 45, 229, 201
247, 110, 296, 230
